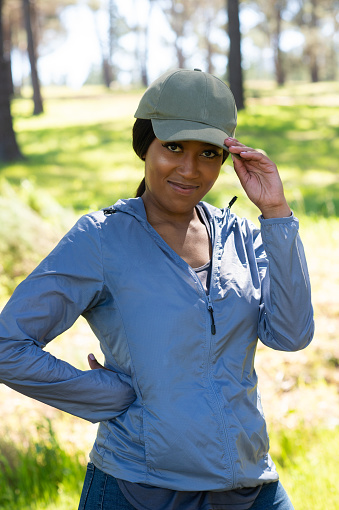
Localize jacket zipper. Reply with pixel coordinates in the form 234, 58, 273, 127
136, 200, 235, 485
206, 205, 236, 487
205, 198, 236, 337
207, 295, 216, 335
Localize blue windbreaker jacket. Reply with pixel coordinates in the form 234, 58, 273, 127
0, 197, 314, 491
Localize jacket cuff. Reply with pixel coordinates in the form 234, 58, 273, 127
258, 211, 295, 225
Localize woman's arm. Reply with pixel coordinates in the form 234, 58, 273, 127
0, 214, 136, 423
224, 137, 314, 351
254, 214, 314, 351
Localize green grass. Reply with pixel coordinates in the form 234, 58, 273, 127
270, 426, 339, 509
0, 419, 86, 509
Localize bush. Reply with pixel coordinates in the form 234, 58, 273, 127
0, 178, 74, 301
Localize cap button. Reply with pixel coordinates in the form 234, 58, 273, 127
194, 68, 202, 72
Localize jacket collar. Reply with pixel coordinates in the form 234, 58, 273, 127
110, 197, 225, 224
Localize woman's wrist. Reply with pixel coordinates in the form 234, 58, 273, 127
259, 202, 292, 219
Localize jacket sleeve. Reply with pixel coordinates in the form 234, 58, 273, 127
255, 213, 314, 351
0, 214, 136, 423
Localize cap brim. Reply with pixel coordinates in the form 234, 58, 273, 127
151, 119, 234, 152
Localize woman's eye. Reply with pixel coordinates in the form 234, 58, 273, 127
163, 143, 182, 153
202, 150, 221, 159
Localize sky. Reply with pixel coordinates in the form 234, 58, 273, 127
11, 0, 306, 89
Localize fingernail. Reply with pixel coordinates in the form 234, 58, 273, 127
89, 353, 96, 360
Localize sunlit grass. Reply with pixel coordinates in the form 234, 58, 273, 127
270, 426, 339, 509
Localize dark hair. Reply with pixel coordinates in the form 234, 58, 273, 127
133, 119, 155, 197
132, 118, 229, 198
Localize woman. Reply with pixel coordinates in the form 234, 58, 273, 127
0, 69, 314, 510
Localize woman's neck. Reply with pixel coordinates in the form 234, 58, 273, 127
142, 194, 198, 230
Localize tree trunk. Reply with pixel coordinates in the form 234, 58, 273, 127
205, 15, 214, 75
310, 52, 319, 83
139, 16, 150, 87
102, 57, 112, 88
22, 0, 43, 115
227, 0, 244, 110
309, 0, 319, 82
175, 39, 186, 68
273, 4, 285, 86
0, 0, 22, 161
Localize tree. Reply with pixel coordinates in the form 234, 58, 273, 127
22, 0, 43, 114
292, 0, 331, 82
227, 0, 244, 110
247, 0, 288, 86
192, 0, 226, 75
272, 1, 286, 85
130, 0, 155, 86
87, 0, 129, 87
0, 0, 22, 161
5, 0, 77, 101
157, 0, 196, 68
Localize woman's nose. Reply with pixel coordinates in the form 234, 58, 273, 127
176, 153, 199, 178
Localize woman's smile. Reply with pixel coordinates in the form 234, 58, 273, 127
167, 179, 200, 195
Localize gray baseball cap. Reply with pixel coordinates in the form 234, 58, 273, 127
134, 68, 237, 151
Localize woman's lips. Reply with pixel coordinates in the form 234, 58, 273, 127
168, 180, 199, 195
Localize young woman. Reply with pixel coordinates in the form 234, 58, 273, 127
0, 69, 314, 510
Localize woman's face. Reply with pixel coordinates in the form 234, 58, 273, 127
142, 138, 223, 217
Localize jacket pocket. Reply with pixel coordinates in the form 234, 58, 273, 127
141, 393, 229, 482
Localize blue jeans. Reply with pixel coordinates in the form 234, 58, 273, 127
78, 463, 135, 510
78, 463, 294, 510
250, 480, 294, 510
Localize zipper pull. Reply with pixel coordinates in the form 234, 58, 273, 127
207, 296, 216, 335
228, 196, 238, 209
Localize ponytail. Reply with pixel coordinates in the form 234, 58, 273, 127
135, 177, 146, 198
132, 119, 155, 198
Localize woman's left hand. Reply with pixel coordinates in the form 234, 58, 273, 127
224, 137, 291, 219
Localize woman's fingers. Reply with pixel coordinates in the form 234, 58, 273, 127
88, 353, 106, 370
224, 137, 259, 160
225, 137, 262, 158
87, 354, 117, 372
